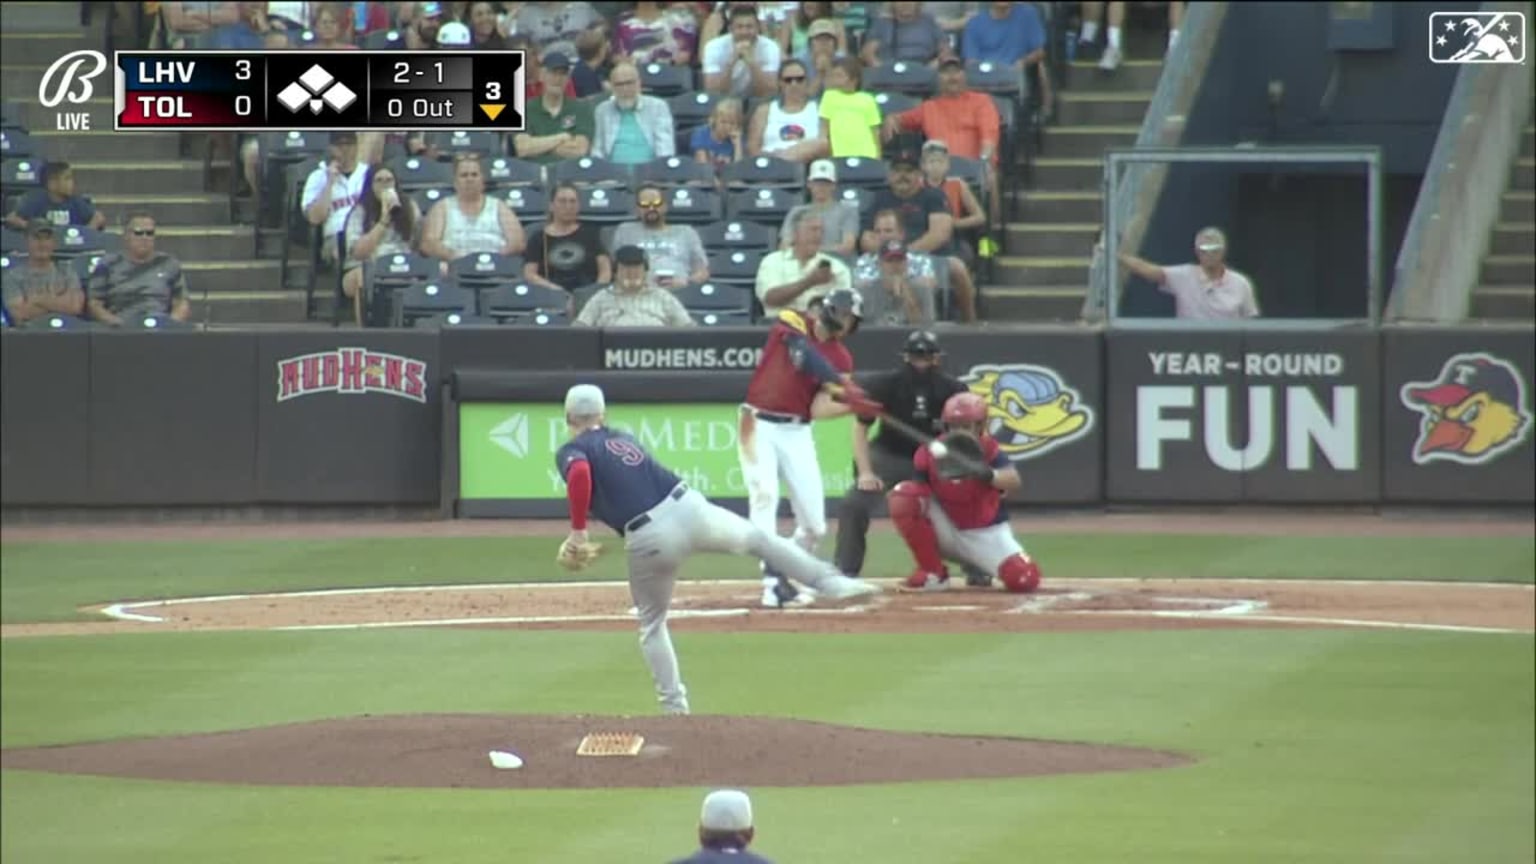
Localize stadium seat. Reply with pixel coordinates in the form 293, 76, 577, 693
503, 186, 549, 220
638, 62, 694, 98
523, 310, 568, 326
424, 130, 501, 160
669, 91, 719, 134
827, 156, 888, 189
411, 186, 453, 215
721, 155, 801, 189
390, 157, 454, 190
414, 310, 497, 328
53, 226, 113, 257
0, 229, 24, 254
692, 310, 754, 326
661, 185, 722, 225
400, 281, 474, 324
576, 186, 636, 223
549, 156, 632, 188
1, 158, 44, 190
0, 102, 23, 132
697, 220, 776, 255
0, 252, 18, 275
949, 156, 987, 197
261, 130, 331, 164
634, 155, 716, 189
20, 313, 95, 330
726, 187, 797, 226
865, 61, 938, 97
485, 156, 544, 189
675, 281, 753, 313
872, 91, 920, 119
371, 251, 438, 283
129, 313, 194, 330
964, 60, 1022, 97
706, 250, 759, 288
451, 252, 524, 287
0, 129, 37, 159
362, 29, 406, 50
483, 281, 570, 320
72, 252, 106, 281
838, 186, 877, 217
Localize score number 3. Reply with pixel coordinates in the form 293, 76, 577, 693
234, 58, 253, 117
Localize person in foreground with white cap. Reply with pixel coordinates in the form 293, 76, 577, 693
554, 384, 880, 716
670, 789, 775, 864
779, 159, 858, 257
1116, 226, 1260, 320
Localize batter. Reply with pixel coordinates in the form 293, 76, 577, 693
556, 384, 880, 715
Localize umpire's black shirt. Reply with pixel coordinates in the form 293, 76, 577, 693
860, 365, 970, 459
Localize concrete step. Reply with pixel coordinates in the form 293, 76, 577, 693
71, 160, 215, 196
1490, 223, 1535, 256
93, 194, 232, 226
1502, 191, 1534, 223
1013, 189, 1102, 223
1054, 91, 1154, 126
1, 64, 60, 103
1521, 125, 1534, 159
981, 285, 1085, 322
184, 260, 284, 295
1514, 157, 1534, 191
1031, 157, 1102, 191
30, 130, 186, 162
1003, 222, 1100, 257
0, 1, 88, 32
0, 31, 94, 65
1481, 254, 1536, 285
994, 255, 1091, 286
193, 291, 309, 325
1041, 125, 1141, 159
17, 97, 113, 134
1468, 285, 1535, 320
1063, 59, 1165, 92
145, 225, 254, 261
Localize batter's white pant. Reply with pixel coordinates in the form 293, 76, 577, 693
625, 484, 854, 714
736, 405, 827, 585
928, 503, 1027, 574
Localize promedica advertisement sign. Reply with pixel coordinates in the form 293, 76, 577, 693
460, 403, 856, 501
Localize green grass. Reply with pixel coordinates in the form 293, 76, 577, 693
1, 531, 1532, 862
3, 532, 1531, 623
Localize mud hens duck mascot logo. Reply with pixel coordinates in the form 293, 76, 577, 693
961, 364, 1093, 460
1400, 353, 1532, 466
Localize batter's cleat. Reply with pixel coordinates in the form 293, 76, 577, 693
819, 575, 881, 601
900, 569, 952, 592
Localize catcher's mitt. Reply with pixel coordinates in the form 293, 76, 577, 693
556, 536, 604, 572
934, 432, 991, 481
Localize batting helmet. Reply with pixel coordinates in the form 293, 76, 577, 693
942, 392, 988, 425
818, 287, 863, 336
903, 329, 941, 358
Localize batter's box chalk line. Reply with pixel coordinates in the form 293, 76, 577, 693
1009, 591, 1268, 618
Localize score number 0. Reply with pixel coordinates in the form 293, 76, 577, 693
234, 58, 253, 117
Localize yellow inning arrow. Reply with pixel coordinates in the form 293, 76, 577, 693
480, 103, 504, 121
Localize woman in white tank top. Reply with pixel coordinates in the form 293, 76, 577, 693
421, 154, 525, 261
747, 58, 829, 163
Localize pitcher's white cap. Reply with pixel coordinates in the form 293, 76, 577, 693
700, 789, 753, 831
564, 384, 606, 416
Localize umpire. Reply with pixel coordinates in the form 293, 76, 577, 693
834, 330, 972, 578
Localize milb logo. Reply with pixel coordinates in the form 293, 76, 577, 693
1428, 11, 1525, 64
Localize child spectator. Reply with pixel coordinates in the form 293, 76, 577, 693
800, 17, 845, 94
4, 162, 107, 231
818, 56, 881, 158
780, 1, 844, 58
690, 97, 745, 168
920, 138, 987, 264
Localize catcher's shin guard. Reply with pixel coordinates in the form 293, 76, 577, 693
998, 553, 1042, 593
887, 481, 945, 573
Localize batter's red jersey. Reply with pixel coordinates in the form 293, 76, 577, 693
913, 433, 1013, 530
743, 309, 854, 419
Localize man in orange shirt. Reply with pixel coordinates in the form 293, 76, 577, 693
883, 57, 1002, 228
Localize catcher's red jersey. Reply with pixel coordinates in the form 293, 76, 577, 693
744, 309, 854, 418
913, 433, 1012, 530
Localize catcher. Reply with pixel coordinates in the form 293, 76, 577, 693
886, 392, 1043, 593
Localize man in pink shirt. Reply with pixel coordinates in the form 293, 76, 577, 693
1117, 226, 1260, 320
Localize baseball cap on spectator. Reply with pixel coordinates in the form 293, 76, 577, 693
807, 19, 839, 41
922, 139, 949, 155
543, 51, 573, 72
417, 1, 443, 17
889, 148, 921, 169
614, 244, 648, 267
437, 21, 471, 46
808, 159, 837, 183
26, 219, 56, 238
700, 790, 753, 831
880, 240, 907, 261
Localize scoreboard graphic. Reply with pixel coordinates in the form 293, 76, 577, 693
113, 50, 525, 131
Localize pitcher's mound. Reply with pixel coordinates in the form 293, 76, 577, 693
0, 714, 1192, 789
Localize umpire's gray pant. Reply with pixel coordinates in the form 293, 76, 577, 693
833, 446, 915, 576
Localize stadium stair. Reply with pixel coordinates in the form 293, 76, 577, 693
1470, 121, 1535, 321
990, 41, 1165, 322
2, 13, 292, 325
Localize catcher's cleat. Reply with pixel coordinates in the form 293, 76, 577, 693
900, 569, 952, 592
962, 564, 994, 588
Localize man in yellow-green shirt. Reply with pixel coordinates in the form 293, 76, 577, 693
818, 55, 882, 158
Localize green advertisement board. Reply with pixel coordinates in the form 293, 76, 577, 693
460, 403, 857, 500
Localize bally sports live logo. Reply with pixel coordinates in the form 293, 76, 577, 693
1429, 10, 1525, 64
277, 348, 428, 404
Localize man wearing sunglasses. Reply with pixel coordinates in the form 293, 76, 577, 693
1117, 226, 1260, 320
610, 185, 711, 290
86, 211, 191, 326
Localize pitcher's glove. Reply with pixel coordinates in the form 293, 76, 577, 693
934, 433, 993, 482
556, 531, 604, 572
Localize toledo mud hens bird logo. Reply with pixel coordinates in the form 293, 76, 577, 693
1400, 353, 1532, 466
961, 364, 1093, 461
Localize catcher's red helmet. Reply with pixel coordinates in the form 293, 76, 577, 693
942, 392, 988, 425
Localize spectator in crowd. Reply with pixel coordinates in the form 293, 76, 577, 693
420, 153, 527, 261
818, 56, 881, 158
746, 59, 827, 162
87, 212, 191, 325
781, 2, 844, 59
690, 97, 746, 168
575, 244, 695, 327
307, 3, 361, 49
302, 131, 369, 267
780, 159, 857, 256
962, 1, 1052, 117
465, 0, 510, 49
203, 1, 273, 50
833, 0, 873, 44
2, 221, 85, 325
572, 27, 612, 97
1116, 226, 1260, 320
403, 0, 446, 49
920, 139, 987, 260
883, 57, 1002, 227
593, 60, 677, 164
511, 34, 581, 100
670, 789, 775, 864
854, 237, 937, 326
159, 2, 243, 50
612, 185, 710, 288
524, 183, 613, 294
859, 1, 945, 66
799, 17, 845, 95
516, 0, 603, 57
1078, 1, 1186, 70
926, 0, 979, 34
860, 152, 976, 321
341, 165, 422, 325
702, 4, 782, 98
755, 209, 853, 317
264, 1, 310, 34
514, 52, 596, 163
5, 161, 106, 231
614, 1, 699, 65
700, 1, 797, 46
